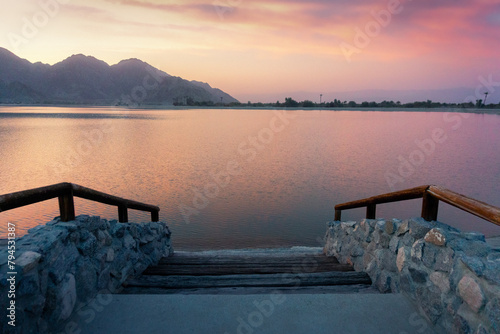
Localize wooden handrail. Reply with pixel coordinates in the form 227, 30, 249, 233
0, 182, 159, 223
335, 185, 500, 227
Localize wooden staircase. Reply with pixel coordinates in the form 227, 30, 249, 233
121, 249, 373, 294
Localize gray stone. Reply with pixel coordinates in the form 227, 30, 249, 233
98, 219, 107, 230
409, 218, 434, 239
460, 256, 485, 276
375, 220, 386, 231
120, 264, 134, 284
400, 233, 416, 248
484, 260, 500, 284
422, 243, 438, 268
462, 241, 491, 258
111, 223, 126, 238
129, 224, 139, 238
106, 248, 115, 262
350, 245, 364, 257
375, 270, 392, 293
435, 247, 455, 272
444, 294, 463, 317
397, 220, 409, 236
463, 232, 486, 242
409, 267, 428, 284
341, 221, 356, 228
47, 244, 79, 283
379, 249, 397, 272
411, 239, 425, 262
55, 222, 78, 232
475, 324, 491, 334
417, 285, 443, 324
78, 233, 98, 256
425, 228, 447, 246
363, 253, 376, 270
25, 294, 45, 315
448, 236, 490, 257
79, 229, 91, 241
397, 247, 410, 272
487, 251, 500, 262
16, 251, 42, 273
400, 270, 415, 295
38, 229, 69, 253
485, 298, 500, 333
17, 271, 40, 297
385, 220, 397, 235
97, 267, 111, 290
123, 234, 137, 249
139, 233, 156, 245
58, 273, 76, 321
452, 313, 471, 334
389, 236, 400, 253
28, 225, 45, 234
430, 271, 450, 294
389, 277, 400, 293
373, 230, 391, 248
47, 218, 60, 226
69, 231, 80, 243
75, 260, 97, 300
40, 269, 49, 296
458, 276, 485, 313
97, 230, 107, 244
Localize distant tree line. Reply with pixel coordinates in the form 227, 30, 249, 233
222, 98, 500, 109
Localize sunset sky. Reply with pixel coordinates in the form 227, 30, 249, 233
2, 0, 500, 102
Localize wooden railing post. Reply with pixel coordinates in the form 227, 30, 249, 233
366, 204, 376, 219
334, 209, 341, 221
151, 210, 159, 222
421, 191, 439, 221
58, 188, 75, 222
118, 204, 128, 223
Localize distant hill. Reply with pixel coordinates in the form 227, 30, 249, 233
0, 48, 238, 106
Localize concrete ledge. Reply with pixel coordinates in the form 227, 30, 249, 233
72, 293, 436, 334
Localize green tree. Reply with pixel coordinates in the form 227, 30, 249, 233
284, 97, 299, 107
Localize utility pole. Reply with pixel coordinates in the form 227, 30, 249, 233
484, 92, 489, 107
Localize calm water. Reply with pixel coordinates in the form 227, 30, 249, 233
0, 107, 499, 250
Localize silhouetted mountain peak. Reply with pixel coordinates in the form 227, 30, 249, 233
0, 47, 32, 66
113, 58, 170, 77
0, 47, 17, 58
58, 54, 110, 70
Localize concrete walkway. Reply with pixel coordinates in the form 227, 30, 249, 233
71, 293, 437, 334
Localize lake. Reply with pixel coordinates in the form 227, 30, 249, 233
0, 107, 499, 250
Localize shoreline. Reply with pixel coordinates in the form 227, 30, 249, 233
0, 104, 499, 115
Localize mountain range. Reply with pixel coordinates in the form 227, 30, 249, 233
0, 48, 238, 106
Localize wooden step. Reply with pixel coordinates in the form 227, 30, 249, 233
120, 251, 372, 294
124, 271, 372, 290
146, 254, 351, 276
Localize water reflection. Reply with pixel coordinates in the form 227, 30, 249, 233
0, 107, 499, 249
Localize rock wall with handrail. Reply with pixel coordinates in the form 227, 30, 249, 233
0, 215, 173, 334
324, 217, 500, 333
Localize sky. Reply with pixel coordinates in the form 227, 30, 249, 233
1, 0, 500, 102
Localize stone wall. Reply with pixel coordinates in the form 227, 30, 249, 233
0, 215, 173, 334
324, 217, 500, 334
